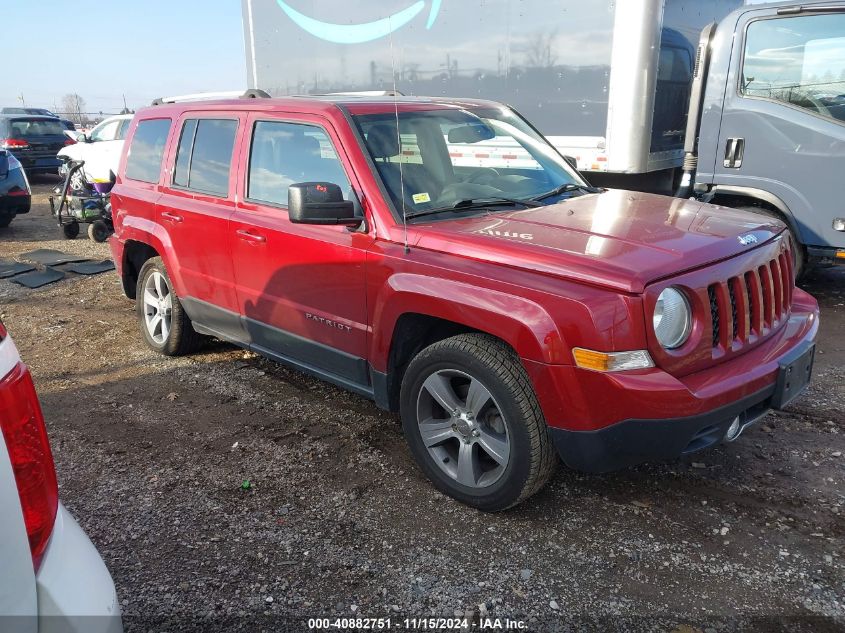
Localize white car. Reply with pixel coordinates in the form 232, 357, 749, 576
0, 321, 122, 633
58, 114, 133, 185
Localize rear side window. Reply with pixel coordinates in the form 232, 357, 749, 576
125, 118, 171, 183
247, 121, 350, 207
173, 118, 238, 196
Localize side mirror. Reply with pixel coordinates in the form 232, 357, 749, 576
0, 152, 8, 179
288, 182, 360, 226
563, 155, 579, 171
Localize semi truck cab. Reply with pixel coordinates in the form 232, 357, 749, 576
685, 1, 845, 273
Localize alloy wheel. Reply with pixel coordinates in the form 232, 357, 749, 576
415, 369, 510, 488
143, 271, 173, 344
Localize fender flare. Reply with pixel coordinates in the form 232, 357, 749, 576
119, 217, 186, 296
708, 185, 803, 245
369, 273, 569, 372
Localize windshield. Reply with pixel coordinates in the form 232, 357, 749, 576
353, 107, 584, 218
10, 118, 66, 137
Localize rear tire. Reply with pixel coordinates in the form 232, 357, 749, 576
62, 220, 80, 239
400, 333, 557, 512
136, 257, 203, 356
0, 214, 12, 228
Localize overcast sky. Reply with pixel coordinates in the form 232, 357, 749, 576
5, 0, 246, 115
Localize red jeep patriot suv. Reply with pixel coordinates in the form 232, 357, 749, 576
109, 92, 818, 511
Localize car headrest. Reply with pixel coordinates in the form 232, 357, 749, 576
366, 124, 399, 159
297, 134, 321, 157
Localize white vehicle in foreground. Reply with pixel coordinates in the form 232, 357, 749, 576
58, 114, 132, 185
0, 321, 122, 633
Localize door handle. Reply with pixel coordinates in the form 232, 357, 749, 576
723, 138, 745, 169
236, 229, 267, 243
161, 211, 184, 223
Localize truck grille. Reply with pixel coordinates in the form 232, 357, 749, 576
707, 246, 794, 351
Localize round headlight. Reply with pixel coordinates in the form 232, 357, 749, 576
653, 287, 692, 349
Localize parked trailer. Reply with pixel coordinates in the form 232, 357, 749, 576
242, 0, 845, 272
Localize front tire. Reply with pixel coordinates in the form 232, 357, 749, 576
136, 257, 203, 356
400, 334, 557, 512
88, 220, 110, 243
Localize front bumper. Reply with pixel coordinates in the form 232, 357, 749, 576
807, 245, 845, 266
548, 381, 777, 472
36, 505, 122, 633
526, 289, 819, 472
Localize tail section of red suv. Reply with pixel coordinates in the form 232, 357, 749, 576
109, 93, 819, 511
0, 321, 122, 633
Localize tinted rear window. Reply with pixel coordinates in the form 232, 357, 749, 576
173, 118, 238, 196
125, 118, 171, 183
10, 118, 66, 137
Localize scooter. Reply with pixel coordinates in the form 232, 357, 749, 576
49, 159, 114, 242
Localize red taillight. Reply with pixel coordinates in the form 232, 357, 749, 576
1, 138, 30, 150
0, 363, 58, 571
63, 138, 76, 146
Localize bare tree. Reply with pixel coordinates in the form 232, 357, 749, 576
525, 31, 558, 68
62, 93, 87, 125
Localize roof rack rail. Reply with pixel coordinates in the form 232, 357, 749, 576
150, 89, 271, 106
308, 90, 405, 97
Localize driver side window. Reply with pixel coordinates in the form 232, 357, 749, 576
247, 121, 352, 208
742, 14, 845, 123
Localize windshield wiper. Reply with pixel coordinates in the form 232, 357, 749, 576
405, 196, 541, 220
532, 183, 604, 201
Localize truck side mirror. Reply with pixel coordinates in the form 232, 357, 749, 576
288, 182, 361, 226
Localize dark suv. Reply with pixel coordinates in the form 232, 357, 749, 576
0, 115, 73, 175
109, 93, 818, 511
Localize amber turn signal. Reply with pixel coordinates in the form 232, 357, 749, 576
572, 348, 654, 372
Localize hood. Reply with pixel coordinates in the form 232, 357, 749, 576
410, 190, 784, 293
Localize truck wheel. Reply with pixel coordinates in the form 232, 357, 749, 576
88, 220, 110, 243
136, 257, 203, 356
735, 206, 806, 280
400, 334, 557, 511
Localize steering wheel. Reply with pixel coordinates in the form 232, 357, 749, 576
796, 93, 832, 118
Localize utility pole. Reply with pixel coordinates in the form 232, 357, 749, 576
122, 93, 128, 113
17, 93, 25, 107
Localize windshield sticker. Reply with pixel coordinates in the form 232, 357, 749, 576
412, 192, 431, 204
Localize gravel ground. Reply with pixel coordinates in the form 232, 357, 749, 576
1, 177, 843, 632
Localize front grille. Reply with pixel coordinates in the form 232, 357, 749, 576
707, 245, 794, 351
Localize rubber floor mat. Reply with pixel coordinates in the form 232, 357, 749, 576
65, 259, 115, 275
19, 249, 90, 266
9, 267, 66, 289
0, 260, 35, 279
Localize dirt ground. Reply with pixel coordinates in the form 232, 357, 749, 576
1, 177, 843, 632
